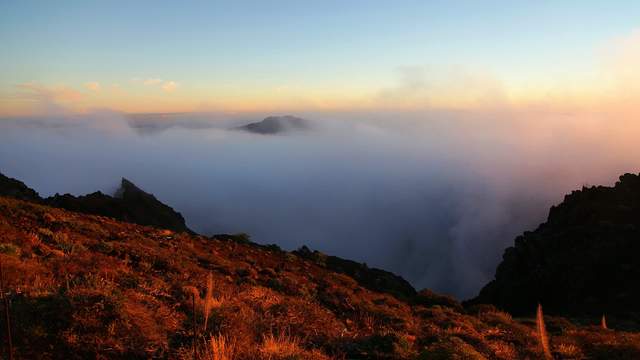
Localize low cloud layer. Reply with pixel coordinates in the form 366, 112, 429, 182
1, 109, 639, 298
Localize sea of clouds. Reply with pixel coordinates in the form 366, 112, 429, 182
1, 108, 638, 298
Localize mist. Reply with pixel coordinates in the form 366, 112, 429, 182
1, 108, 639, 299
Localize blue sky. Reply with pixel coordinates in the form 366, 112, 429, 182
1, 1, 640, 114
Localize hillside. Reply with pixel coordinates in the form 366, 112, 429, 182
472, 173, 640, 320
1, 197, 639, 359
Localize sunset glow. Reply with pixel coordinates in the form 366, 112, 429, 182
2, 1, 640, 116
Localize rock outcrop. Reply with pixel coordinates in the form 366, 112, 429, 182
470, 173, 640, 317
46, 178, 191, 233
0, 172, 191, 233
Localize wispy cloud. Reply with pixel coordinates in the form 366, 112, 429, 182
16, 82, 83, 102
11, 82, 84, 115
131, 77, 179, 93
84, 82, 101, 92
143, 78, 163, 86
161, 81, 178, 92
374, 66, 506, 109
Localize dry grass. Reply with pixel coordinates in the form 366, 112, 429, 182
259, 333, 302, 358
205, 334, 236, 360
240, 286, 281, 309
488, 341, 518, 359
204, 272, 214, 330
555, 342, 583, 358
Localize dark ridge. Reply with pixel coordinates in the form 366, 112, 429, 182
46, 178, 192, 233
0, 172, 43, 203
0, 171, 191, 234
293, 245, 417, 300
469, 173, 640, 318
235, 115, 310, 135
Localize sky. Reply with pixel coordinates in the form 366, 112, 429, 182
2, 1, 640, 115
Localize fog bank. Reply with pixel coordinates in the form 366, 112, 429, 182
1, 109, 638, 298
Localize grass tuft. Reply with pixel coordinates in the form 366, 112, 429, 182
536, 303, 552, 360
260, 332, 302, 358
206, 334, 235, 360
203, 272, 214, 330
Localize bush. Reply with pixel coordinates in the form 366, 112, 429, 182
0, 242, 21, 256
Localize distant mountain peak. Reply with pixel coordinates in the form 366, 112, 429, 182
236, 115, 310, 134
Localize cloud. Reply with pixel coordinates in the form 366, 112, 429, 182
161, 81, 178, 92
131, 77, 179, 93
2, 109, 639, 299
143, 78, 163, 86
12, 82, 84, 114
84, 82, 101, 92
16, 82, 83, 102
375, 66, 507, 109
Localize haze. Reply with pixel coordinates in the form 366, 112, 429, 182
1, 108, 638, 298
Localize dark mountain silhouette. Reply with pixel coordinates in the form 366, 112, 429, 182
470, 173, 640, 318
0, 172, 42, 202
0, 172, 191, 233
46, 178, 192, 233
236, 115, 310, 134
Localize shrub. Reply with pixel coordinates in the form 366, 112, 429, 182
0, 242, 21, 256
37, 227, 54, 241
92, 241, 114, 254
51, 232, 82, 254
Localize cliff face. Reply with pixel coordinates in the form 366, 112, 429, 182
471, 173, 640, 317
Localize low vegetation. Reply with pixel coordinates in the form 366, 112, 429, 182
0, 196, 639, 359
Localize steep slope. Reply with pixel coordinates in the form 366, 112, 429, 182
0, 197, 638, 359
471, 173, 640, 318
